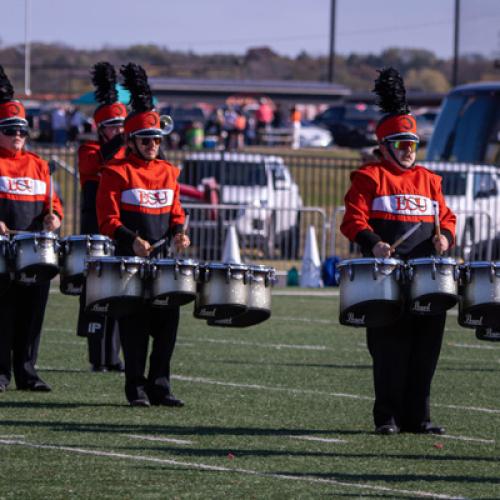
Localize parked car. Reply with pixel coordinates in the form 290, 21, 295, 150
424, 161, 500, 259
426, 82, 500, 166
179, 152, 303, 258
299, 121, 333, 148
312, 103, 380, 148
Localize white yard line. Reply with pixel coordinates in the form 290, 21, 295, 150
447, 342, 499, 351
125, 434, 193, 445
0, 439, 465, 499
173, 375, 372, 402
434, 403, 500, 415
440, 435, 495, 445
289, 435, 347, 444
186, 337, 330, 351
272, 290, 339, 297
272, 316, 338, 325
172, 374, 500, 415
39, 366, 88, 373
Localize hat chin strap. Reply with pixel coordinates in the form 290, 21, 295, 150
386, 144, 415, 169
132, 136, 159, 161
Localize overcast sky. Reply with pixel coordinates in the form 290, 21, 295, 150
1, 0, 498, 59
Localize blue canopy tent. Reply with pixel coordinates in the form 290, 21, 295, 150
71, 84, 158, 105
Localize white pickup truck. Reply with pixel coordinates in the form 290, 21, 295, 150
180, 152, 303, 258
424, 161, 500, 259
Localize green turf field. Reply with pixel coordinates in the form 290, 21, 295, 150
0, 290, 499, 499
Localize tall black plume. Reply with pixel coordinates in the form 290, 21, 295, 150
91, 62, 118, 105
120, 63, 154, 113
0, 65, 15, 104
373, 67, 410, 115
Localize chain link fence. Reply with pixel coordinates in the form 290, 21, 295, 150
27, 143, 500, 265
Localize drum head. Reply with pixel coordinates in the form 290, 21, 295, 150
15, 264, 59, 285
339, 300, 403, 328
459, 303, 500, 329
85, 296, 144, 318
60, 275, 84, 296
151, 291, 196, 308
409, 293, 458, 315
207, 308, 271, 328
194, 303, 247, 320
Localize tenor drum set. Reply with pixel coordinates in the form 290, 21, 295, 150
338, 256, 500, 335
0, 231, 276, 328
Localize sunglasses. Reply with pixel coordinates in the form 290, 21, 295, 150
388, 140, 419, 152
1, 128, 29, 138
139, 137, 161, 146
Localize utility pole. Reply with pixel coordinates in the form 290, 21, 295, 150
452, 0, 460, 87
24, 0, 32, 96
328, 0, 336, 83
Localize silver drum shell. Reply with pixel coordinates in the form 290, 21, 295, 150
12, 232, 59, 285
208, 265, 275, 327
85, 256, 146, 317
459, 261, 500, 329
149, 258, 198, 307
338, 258, 403, 328
406, 258, 459, 315
194, 263, 249, 320
60, 235, 114, 295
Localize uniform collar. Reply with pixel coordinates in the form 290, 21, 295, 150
128, 152, 155, 167
0, 146, 24, 159
380, 157, 416, 175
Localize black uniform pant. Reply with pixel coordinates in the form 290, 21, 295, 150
366, 311, 446, 430
118, 306, 180, 403
77, 295, 122, 368
0, 281, 50, 388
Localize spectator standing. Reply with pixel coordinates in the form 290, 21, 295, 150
255, 97, 273, 144
51, 105, 68, 145
290, 105, 302, 149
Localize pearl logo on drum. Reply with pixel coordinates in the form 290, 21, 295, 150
464, 314, 483, 326
412, 301, 432, 313
346, 312, 366, 325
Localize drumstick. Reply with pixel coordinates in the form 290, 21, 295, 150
49, 176, 54, 217
7, 229, 31, 236
433, 201, 441, 239
151, 213, 191, 251
389, 222, 423, 253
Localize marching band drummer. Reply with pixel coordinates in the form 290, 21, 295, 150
0, 66, 63, 393
96, 63, 190, 407
340, 68, 456, 435
77, 62, 126, 373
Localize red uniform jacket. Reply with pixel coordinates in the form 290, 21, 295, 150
0, 147, 63, 231
78, 140, 126, 234
340, 159, 456, 258
96, 153, 185, 256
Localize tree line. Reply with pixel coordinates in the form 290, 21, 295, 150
0, 42, 497, 96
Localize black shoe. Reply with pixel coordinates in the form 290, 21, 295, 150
106, 363, 125, 373
91, 365, 107, 373
129, 397, 151, 407
418, 423, 445, 435
31, 380, 52, 392
151, 395, 185, 407
17, 380, 52, 392
375, 424, 399, 435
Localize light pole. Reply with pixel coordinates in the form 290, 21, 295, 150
452, 0, 460, 87
328, 0, 336, 83
25, 0, 31, 96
